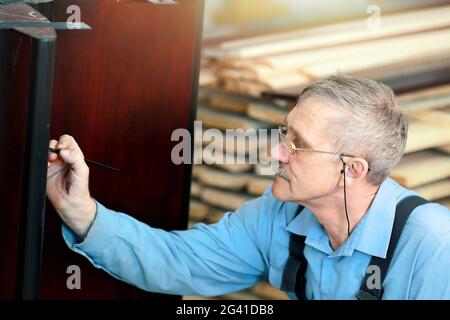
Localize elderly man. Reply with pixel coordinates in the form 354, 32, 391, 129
47, 75, 450, 299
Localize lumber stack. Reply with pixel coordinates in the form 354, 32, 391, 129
186, 5, 450, 300
203, 5, 450, 97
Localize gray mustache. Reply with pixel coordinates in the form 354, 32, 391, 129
276, 164, 290, 181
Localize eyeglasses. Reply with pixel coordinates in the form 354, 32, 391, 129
278, 126, 356, 158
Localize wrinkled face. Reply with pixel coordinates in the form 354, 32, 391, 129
271, 97, 344, 203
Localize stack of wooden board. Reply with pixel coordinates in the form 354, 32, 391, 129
202, 5, 450, 97
187, 5, 450, 300
390, 87, 450, 203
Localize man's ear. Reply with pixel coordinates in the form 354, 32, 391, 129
339, 158, 369, 187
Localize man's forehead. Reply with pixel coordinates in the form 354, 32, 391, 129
285, 98, 341, 148
286, 97, 337, 125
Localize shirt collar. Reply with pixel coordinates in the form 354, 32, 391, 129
285, 178, 408, 258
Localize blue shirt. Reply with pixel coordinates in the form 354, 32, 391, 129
62, 178, 450, 299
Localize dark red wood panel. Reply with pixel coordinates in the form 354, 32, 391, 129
0, 30, 32, 299
38, 0, 203, 299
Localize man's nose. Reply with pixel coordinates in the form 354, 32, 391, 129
270, 143, 289, 164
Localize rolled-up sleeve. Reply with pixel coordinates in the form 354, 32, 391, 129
62, 189, 275, 296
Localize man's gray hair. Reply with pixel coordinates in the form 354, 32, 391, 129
298, 74, 408, 185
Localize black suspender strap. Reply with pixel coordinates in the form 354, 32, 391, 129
356, 195, 429, 300
281, 195, 429, 300
281, 205, 308, 300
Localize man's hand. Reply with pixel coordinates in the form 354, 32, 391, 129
47, 135, 96, 239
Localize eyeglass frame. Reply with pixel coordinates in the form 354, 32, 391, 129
278, 126, 371, 171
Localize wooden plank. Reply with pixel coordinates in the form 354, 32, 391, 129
220, 76, 270, 97
397, 83, 450, 102
231, 38, 436, 80
197, 140, 252, 157
226, 57, 450, 99
404, 94, 450, 114
199, 68, 217, 87
442, 106, 450, 113
437, 145, 450, 154
405, 121, 450, 154
200, 187, 250, 211
437, 197, 450, 209
200, 150, 254, 172
234, 63, 295, 79
209, 95, 249, 114
192, 165, 200, 178
237, 80, 271, 97
409, 110, 450, 126
203, 87, 293, 107
352, 54, 450, 90
197, 107, 271, 130
212, 162, 254, 173
243, 31, 450, 78
218, 290, 262, 300
194, 165, 251, 190
262, 57, 450, 101
204, 208, 225, 224
248, 72, 311, 91
302, 30, 450, 80
413, 178, 450, 201
247, 176, 273, 195
249, 282, 289, 300
390, 151, 450, 188
218, 45, 450, 95
213, 0, 290, 31
219, 29, 449, 89
247, 102, 287, 125
200, 132, 261, 156
187, 221, 196, 230
190, 180, 202, 197
206, 90, 290, 114
195, 118, 274, 157
205, 5, 450, 59
189, 199, 210, 221
216, 163, 253, 173
215, 5, 450, 51
224, 43, 450, 87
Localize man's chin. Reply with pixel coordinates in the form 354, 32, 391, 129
272, 175, 290, 200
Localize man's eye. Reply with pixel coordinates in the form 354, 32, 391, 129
291, 136, 303, 148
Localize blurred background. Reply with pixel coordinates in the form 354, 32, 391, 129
185, 0, 450, 300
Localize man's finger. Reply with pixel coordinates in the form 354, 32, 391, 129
48, 139, 58, 161
58, 147, 89, 178
56, 134, 81, 153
